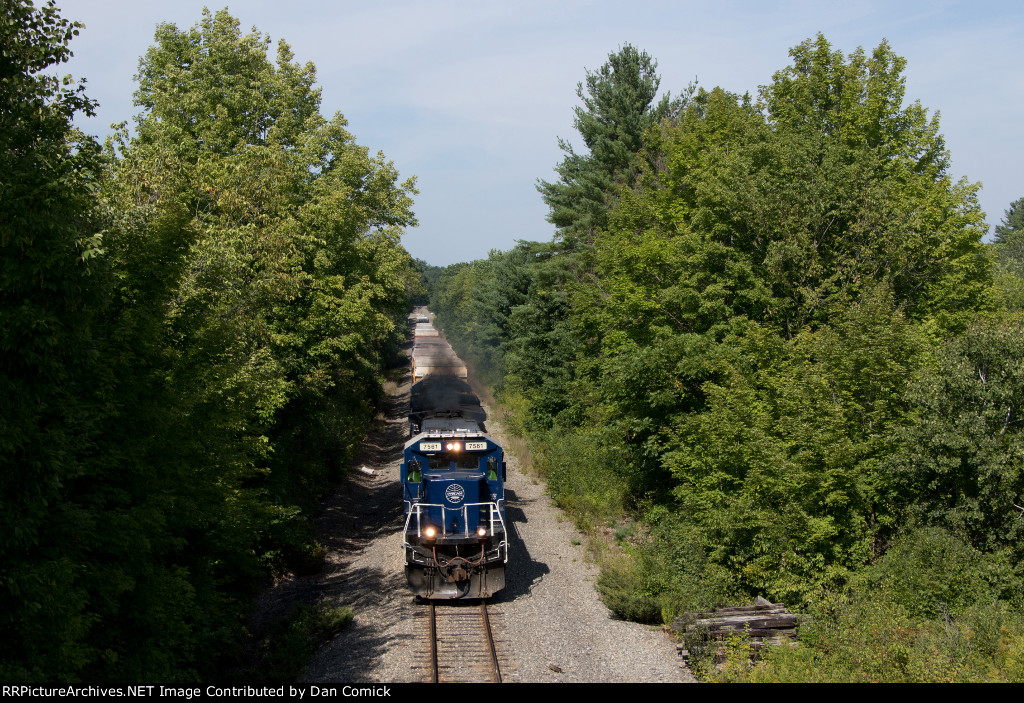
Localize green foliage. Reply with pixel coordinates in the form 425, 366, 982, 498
994, 197, 1024, 251
852, 527, 1021, 619
502, 246, 581, 430
532, 425, 631, 526
537, 44, 677, 247
713, 628, 758, 683
252, 602, 354, 684
556, 35, 992, 608
595, 557, 665, 624
652, 290, 926, 602
707, 590, 1024, 682
430, 257, 504, 386
884, 313, 1024, 554
762, 35, 989, 335
406, 258, 441, 304
597, 514, 740, 626
2, 4, 416, 681
430, 242, 579, 401
694, 528, 1024, 682
992, 197, 1024, 310
680, 622, 716, 678
454, 38, 1008, 643
595, 42, 988, 346
992, 264, 1024, 312
90, 7, 416, 678
429, 37, 1010, 674
0, 0, 112, 681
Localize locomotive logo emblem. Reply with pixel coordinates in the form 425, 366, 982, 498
445, 484, 465, 504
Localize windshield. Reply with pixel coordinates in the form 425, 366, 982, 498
425, 453, 482, 470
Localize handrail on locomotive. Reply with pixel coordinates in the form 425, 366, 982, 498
402, 500, 509, 560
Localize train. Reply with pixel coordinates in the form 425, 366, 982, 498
401, 310, 508, 599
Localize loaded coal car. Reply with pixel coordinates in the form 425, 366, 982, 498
401, 318, 507, 599
408, 376, 482, 435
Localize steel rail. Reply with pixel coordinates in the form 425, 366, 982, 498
427, 601, 502, 684
480, 602, 502, 683
429, 602, 439, 684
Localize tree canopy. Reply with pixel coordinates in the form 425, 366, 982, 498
432, 36, 1009, 630
2, 5, 419, 681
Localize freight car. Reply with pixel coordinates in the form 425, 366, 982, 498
401, 311, 507, 599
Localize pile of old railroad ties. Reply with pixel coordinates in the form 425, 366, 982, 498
673, 597, 807, 667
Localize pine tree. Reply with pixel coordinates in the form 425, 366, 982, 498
994, 197, 1024, 266
537, 44, 674, 248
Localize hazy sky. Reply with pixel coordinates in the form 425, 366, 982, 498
54, 0, 1024, 266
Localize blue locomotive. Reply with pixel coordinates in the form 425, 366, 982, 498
403, 320, 508, 599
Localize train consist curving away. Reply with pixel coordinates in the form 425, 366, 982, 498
401, 309, 508, 599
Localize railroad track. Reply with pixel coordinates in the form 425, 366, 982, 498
420, 601, 505, 683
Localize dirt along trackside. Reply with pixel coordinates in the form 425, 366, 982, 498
245, 354, 413, 677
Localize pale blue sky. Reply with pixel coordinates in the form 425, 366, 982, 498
56, 0, 1024, 265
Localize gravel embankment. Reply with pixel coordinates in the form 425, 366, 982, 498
301, 366, 693, 683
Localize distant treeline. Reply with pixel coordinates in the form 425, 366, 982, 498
429, 40, 1024, 681
2, 4, 419, 681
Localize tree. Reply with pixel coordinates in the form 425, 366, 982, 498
537, 44, 675, 247
994, 197, 1024, 268
561, 35, 991, 604
994, 197, 1024, 245
107, 4, 418, 565
991, 197, 1024, 310
760, 36, 990, 335
0, 0, 111, 679
0, 4, 420, 680
82, 7, 417, 678
884, 314, 1024, 555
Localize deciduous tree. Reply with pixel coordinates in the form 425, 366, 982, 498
0, 0, 113, 680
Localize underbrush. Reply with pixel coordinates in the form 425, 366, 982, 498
244, 602, 354, 684
523, 425, 631, 533
696, 528, 1024, 682
595, 525, 741, 625
704, 595, 1024, 682
596, 553, 668, 624
498, 393, 738, 621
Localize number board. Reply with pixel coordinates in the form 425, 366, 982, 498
419, 442, 442, 452
464, 441, 488, 451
